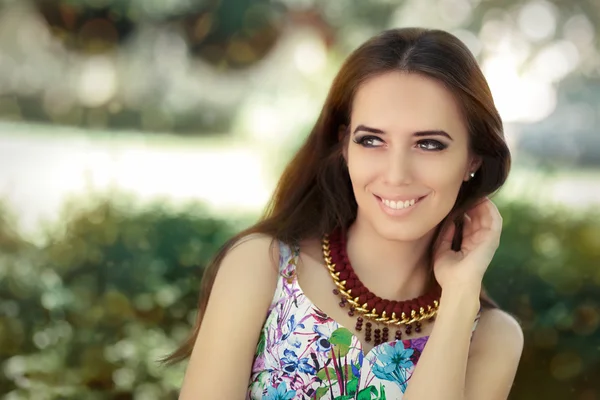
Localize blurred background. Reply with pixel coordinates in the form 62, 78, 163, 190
0, 0, 598, 399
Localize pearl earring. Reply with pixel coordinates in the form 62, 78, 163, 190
470, 172, 475, 178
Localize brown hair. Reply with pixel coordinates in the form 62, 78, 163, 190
164, 27, 511, 364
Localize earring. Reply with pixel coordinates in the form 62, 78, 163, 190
470, 172, 475, 178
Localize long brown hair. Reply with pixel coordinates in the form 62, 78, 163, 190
165, 27, 511, 364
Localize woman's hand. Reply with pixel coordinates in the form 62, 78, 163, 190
433, 198, 503, 292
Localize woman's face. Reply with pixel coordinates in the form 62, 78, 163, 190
345, 71, 479, 241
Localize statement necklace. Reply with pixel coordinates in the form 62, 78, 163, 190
322, 229, 441, 345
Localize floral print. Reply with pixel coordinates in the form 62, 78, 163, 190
247, 242, 480, 399
371, 343, 415, 393
264, 382, 297, 400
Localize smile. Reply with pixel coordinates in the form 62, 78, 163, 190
380, 197, 417, 210
374, 194, 427, 215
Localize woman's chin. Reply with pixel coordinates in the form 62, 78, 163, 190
370, 220, 436, 243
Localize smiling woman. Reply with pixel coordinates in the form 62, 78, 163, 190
346, 72, 477, 243
168, 28, 522, 400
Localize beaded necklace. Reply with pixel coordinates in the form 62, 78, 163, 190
322, 229, 441, 345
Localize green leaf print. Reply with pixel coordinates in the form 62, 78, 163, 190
330, 327, 353, 357
346, 377, 359, 395
315, 387, 329, 400
377, 383, 387, 400
330, 327, 353, 346
357, 385, 378, 400
317, 367, 337, 382
255, 330, 266, 356
317, 366, 356, 383
334, 395, 355, 400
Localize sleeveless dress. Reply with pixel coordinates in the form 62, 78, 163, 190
246, 241, 481, 400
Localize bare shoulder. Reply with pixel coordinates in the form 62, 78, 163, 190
179, 233, 280, 399
465, 308, 524, 399
224, 233, 280, 272
212, 233, 280, 290
472, 307, 524, 356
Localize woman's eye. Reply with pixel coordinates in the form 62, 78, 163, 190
417, 139, 447, 151
354, 135, 383, 148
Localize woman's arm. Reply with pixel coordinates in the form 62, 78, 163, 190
464, 302, 524, 399
403, 284, 523, 400
178, 235, 279, 400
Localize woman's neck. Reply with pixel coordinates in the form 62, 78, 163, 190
345, 218, 436, 301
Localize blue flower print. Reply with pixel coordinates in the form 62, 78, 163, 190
264, 381, 296, 400
281, 315, 305, 342
372, 342, 415, 392
281, 349, 317, 375
351, 351, 364, 379
288, 335, 302, 348
313, 324, 334, 352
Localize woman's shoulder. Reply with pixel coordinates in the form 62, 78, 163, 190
225, 233, 281, 274
471, 307, 524, 358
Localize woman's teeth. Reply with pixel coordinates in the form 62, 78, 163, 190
381, 197, 417, 210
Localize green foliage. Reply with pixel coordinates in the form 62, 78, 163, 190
0, 196, 240, 398
484, 202, 600, 399
0, 195, 598, 399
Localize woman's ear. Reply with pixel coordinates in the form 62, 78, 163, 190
464, 156, 482, 181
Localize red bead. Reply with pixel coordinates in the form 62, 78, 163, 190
366, 299, 376, 310
365, 322, 372, 328
325, 228, 441, 336
348, 309, 355, 316
415, 326, 422, 333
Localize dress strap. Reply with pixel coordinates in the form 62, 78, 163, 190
277, 241, 300, 282
472, 311, 482, 331
469, 308, 483, 342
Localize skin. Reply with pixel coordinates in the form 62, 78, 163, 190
178, 72, 523, 399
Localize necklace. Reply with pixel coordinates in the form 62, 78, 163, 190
322, 229, 441, 345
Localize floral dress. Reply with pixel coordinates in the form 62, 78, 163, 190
247, 242, 481, 400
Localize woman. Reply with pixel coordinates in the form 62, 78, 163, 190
171, 28, 524, 399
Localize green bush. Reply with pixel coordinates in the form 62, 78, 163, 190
0, 195, 598, 399
0, 196, 241, 399
485, 202, 600, 399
